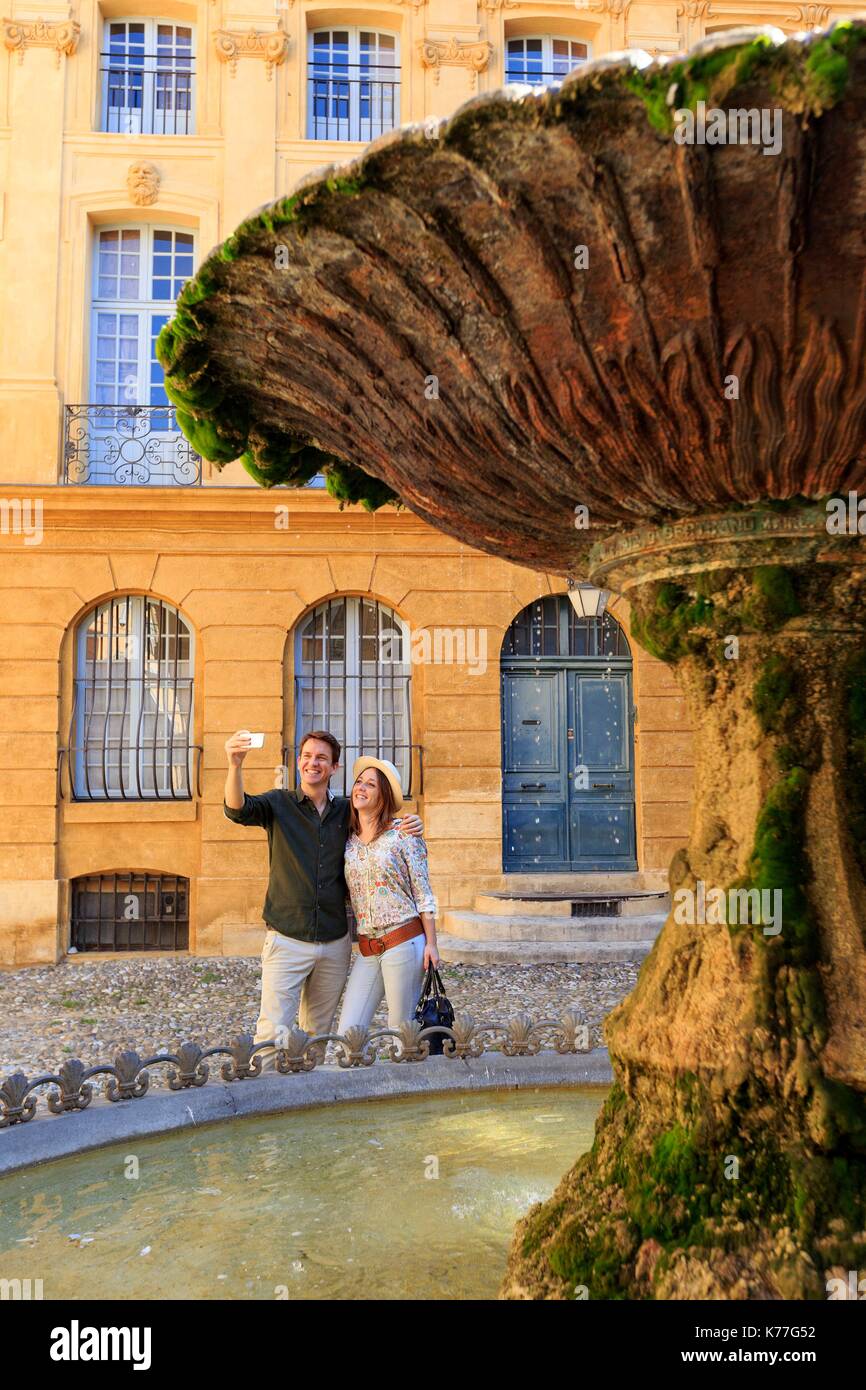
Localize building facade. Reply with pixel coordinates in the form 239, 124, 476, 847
1, 0, 861, 965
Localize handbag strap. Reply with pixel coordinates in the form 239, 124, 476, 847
418, 963, 441, 999
417, 964, 449, 1007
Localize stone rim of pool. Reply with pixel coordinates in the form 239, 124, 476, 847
0, 1049, 612, 1176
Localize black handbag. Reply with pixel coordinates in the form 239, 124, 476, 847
414, 964, 455, 1055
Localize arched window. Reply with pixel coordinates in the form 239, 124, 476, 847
505, 36, 589, 86
293, 597, 413, 794
67, 596, 196, 800
68, 225, 201, 485
307, 28, 400, 141
502, 594, 629, 659
100, 18, 195, 134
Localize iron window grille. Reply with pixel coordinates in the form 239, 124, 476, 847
289, 596, 416, 796
502, 596, 630, 660
61, 596, 199, 801
70, 871, 189, 951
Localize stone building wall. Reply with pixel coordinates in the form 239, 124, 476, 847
5, 0, 863, 963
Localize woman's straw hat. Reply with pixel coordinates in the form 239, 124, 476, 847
352, 756, 404, 812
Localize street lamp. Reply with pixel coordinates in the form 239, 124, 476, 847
566, 578, 609, 619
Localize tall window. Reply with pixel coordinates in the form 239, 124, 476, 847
293, 597, 412, 794
92, 225, 194, 413
307, 29, 400, 141
101, 19, 195, 134
505, 36, 589, 86
69, 596, 196, 800
71, 226, 200, 485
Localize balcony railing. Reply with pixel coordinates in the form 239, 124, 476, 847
307, 65, 400, 141
58, 740, 203, 802
505, 66, 585, 87
100, 56, 195, 135
64, 405, 202, 487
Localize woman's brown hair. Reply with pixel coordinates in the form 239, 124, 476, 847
349, 768, 396, 839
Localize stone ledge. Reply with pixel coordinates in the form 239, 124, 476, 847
0, 1048, 612, 1176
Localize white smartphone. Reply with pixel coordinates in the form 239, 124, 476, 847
246, 732, 265, 748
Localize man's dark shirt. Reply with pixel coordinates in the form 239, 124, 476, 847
223, 787, 351, 942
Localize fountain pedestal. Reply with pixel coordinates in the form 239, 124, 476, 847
503, 520, 866, 1299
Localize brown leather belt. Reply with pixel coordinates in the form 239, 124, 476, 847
358, 917, 424, 957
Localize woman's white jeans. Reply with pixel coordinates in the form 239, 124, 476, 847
337, 933, 426, 1033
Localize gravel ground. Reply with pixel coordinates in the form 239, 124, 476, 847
0, 956, 639, 1090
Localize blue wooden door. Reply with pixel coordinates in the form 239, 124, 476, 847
500, 599, 636, 873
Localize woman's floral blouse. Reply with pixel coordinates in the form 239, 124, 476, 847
344, 828, 437, 938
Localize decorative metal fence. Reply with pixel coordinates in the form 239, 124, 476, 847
0, 1012, 592, 1126
64, 405, 202, 486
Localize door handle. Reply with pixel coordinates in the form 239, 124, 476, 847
521, 719, 541, 726
521, 782, 547, 790
592, 782, 615, 790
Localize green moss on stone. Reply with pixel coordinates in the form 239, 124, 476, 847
173, 410, 243, 464
744, 565, 802, 629
324, 461, 398, 512
629, 581, 716, 663
752, 653, 800, 735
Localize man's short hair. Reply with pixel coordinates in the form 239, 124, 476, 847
298, 730, 341, 764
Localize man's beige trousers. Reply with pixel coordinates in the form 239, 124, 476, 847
255, 928, 352, 1068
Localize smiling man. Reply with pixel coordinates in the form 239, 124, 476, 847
223, 730, 421, 1066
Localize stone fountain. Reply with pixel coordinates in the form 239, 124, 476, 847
158, 23, 866, 1297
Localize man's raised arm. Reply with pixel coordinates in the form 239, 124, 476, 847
224, 731, 251, 810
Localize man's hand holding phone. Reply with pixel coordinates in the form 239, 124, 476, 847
225, 730, 264, 767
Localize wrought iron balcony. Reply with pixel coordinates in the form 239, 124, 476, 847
307, 65, 401, 142
64, 405, 202, 486
99, 57, 195, 135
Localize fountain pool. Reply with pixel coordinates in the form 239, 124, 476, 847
0, 1086, 605, 1300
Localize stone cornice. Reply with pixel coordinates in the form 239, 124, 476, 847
417, 36, 493, 86
2, 15, 80, 64
2, 484, 431, 534
213, 25, 289, 79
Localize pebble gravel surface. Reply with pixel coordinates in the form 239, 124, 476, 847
0, 956, 639, 1090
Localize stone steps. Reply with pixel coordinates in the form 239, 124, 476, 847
436, 933, 657, 965
474, 890, 669, 918
496, 870, 669, 894
443, 909, 665, 942
436, 870, 669, 964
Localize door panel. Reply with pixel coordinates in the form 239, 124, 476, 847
501, 671, 567, 868
502, 664, 636, 871
577, 676, 628, 769
568, 671, 636, 869
502, 671, 559, 776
